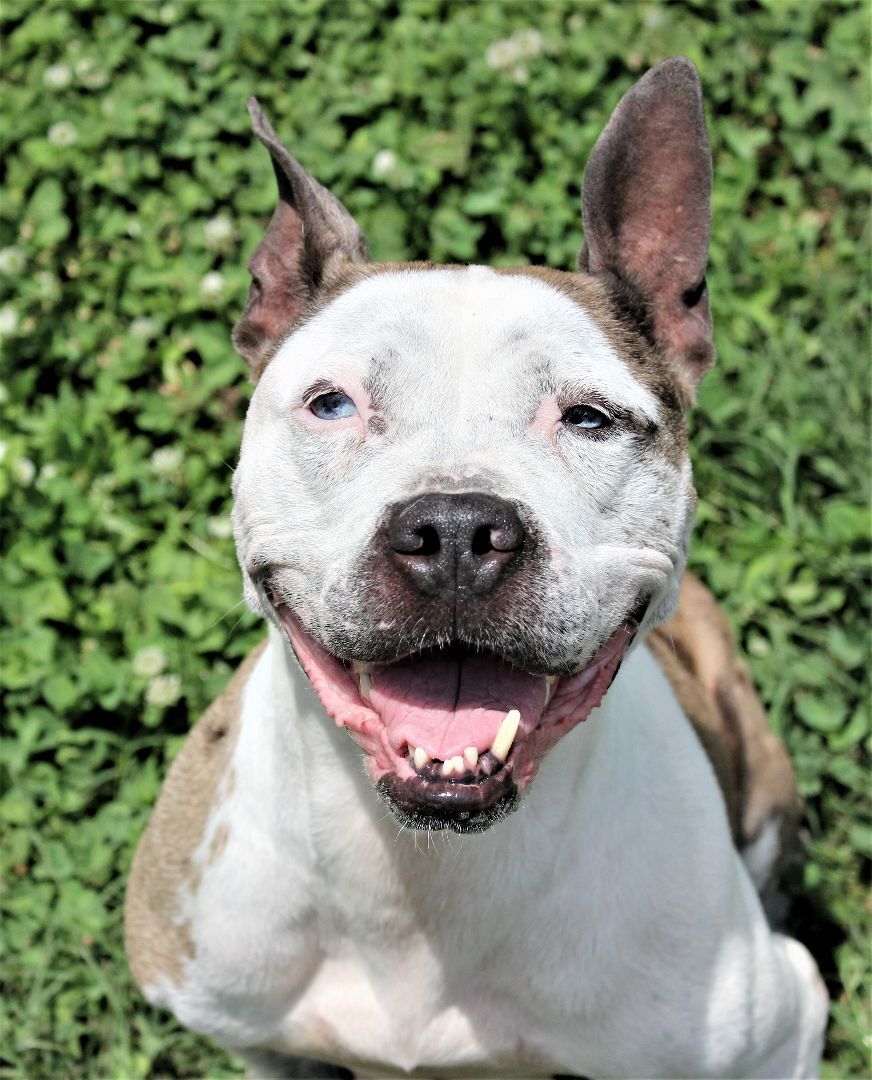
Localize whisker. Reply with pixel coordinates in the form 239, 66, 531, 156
204, 598, 247, 633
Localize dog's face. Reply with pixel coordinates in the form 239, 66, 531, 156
231, 59, 715, 832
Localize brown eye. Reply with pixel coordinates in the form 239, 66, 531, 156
562, 403, 612, 431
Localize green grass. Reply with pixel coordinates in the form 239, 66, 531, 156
1, 1, 869, 1076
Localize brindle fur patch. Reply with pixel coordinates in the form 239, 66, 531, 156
649, 572, 800, 867
125, 641, 266, 991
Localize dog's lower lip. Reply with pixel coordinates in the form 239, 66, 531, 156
378, 770, 519, 834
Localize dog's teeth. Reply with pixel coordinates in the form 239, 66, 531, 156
544, 675, 556, 706
463, 746, 478, 767
358, 670, 373, 701
451, 755, 464, 774
491, 709, 521, 763
413, 747, 431, 771
441, 758, 455, 777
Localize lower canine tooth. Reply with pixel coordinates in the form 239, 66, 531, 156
451, 756, 464, 774
491, 708, 521, 763
413, 747, 431, 771
544, 675, 556, 706
441, 758, 455, 777
463, 746, 478, 767
358, 670, 373, 701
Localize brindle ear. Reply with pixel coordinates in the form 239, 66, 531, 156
233, 97, 369, 378
579, 57, 714, 403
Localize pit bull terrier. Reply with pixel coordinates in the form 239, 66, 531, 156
126, 58, 828, 1078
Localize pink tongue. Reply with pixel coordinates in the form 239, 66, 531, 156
368, 653, 546, 760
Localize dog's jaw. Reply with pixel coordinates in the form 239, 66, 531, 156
269, 597, 636, 832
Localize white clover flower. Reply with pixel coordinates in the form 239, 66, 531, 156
36, 463, 58, 489
204, 215, 234, 250
35, 272, 60, 300
75, 58, 108, 89
12, 457, 36, 486
372, 149, 398, 179
150, 445, 183, 475
200, 271, 225, 299
485, 38, 522, 70
130, 316, 158, 340
90, 473, 116, 495
146, 673, 182, 707
133, 646, 167, 678
206, 515, 233, 540
0, 306, 19, 336
48, 122, 79, 147
0, 247, 26, 275
513, 29, 544, 58
43, 63, 73, 89
486, 29, 543, 71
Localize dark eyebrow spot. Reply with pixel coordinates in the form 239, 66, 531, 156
363, 354, 395, 414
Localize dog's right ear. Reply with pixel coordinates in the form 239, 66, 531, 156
233, 98, 369, 378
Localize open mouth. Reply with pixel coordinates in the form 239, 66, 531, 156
267, 593, 637, 833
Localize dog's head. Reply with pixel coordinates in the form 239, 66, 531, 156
231, 58, 714, 832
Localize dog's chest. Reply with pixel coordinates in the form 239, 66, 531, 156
260, 937, 560, 1076
175, 810, 574, 1076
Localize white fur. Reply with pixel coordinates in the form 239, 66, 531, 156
152, 631, 826, 1077
151, 267, 827, 1076
233, 269, 691, 671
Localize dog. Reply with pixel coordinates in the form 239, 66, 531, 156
125, 58, 828, 1078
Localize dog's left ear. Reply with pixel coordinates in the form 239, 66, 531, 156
579, 57, 713, 403
233, 98, 369, 378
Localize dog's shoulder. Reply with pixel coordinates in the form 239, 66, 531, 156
124, 639, 267, 994
648, 573, 800, 875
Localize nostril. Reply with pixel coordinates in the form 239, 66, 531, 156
471, 525, 494, 556
416, 525, 440, 556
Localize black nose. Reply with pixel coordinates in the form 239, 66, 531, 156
388, 492, 525, 597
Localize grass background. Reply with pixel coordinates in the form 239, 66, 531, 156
1, 1, 869, 1076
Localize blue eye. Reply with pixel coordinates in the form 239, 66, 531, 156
562, 403, 612, 431
310, 391, 357, 420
